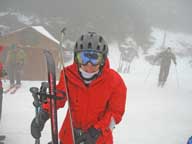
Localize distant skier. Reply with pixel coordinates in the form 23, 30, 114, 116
118, 42, 138, 73
154, 47, 177, 87
5, 44, 26, 88
30, 32, 127, 144
0, 46, 7, 142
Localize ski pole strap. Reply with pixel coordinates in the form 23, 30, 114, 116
39, 93, 65, 100
39, 89, 66, 101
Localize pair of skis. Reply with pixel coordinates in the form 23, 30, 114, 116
30, 28, 75, 144
4, 84, 21, 94
30, 50, 59, 144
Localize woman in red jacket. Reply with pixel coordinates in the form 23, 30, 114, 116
31, 32, 127, 144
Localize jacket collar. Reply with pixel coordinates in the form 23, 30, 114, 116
65, 58, 110, 87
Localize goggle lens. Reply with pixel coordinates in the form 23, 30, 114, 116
76, 50, 103, 66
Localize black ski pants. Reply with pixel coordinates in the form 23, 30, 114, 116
7, 63, 22, 85
159, 64, 170, 82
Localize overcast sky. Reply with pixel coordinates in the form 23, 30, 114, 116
0, 0, 192, 41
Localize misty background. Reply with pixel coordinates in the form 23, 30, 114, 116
1, 1, 192, 144
0, 0, 192, 53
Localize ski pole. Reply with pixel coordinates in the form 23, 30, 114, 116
174, 64, 179, 88
144, 64, 154, 83
30, 87, 41, 144
117, 54, 123, 72
59, 28, 76, 144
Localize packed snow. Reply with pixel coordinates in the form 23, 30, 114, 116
1, 35, 192, 144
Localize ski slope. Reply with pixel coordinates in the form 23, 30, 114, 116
1, 27, 192, 144
1, 44, 192, 144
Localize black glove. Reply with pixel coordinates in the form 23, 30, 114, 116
31, 109, 49, 139
75, 126, 101, 144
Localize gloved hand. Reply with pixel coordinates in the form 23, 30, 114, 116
31, 109, 49, 139
75, 126, 101, 144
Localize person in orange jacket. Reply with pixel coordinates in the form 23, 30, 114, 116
31, 32, 127, 144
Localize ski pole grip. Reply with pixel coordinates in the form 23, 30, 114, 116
40, 82, 49, 103
30, 87, 40, 107
41, 82, 49, 89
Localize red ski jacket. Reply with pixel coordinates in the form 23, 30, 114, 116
43, 59, 127, 144
0, 62, 3, 88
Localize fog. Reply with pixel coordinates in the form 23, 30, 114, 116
1, 1, 192, 143
0, 0, 192, 47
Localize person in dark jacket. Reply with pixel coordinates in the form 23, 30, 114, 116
6, 44, 26, 88
30, 32, 127, 144
155, 47, 177, 87
118, 47, 138, 73
118, 41, 138, 73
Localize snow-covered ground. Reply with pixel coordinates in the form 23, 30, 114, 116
1, 46, 192, 144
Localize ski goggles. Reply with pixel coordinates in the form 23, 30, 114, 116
76, 50, 103, 66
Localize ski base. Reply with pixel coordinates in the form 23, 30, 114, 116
10, 85, 21, 94
3, 85, 16, 94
